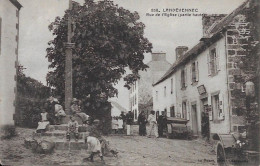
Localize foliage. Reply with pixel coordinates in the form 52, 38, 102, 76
16, 65, 51, 128
46, 0, 152, 118
1, 125, 17, 140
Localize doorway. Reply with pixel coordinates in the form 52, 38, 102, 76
201, 98, 210, 139
191, 104, 198, 135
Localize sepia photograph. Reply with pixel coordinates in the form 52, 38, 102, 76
0, 0, 259, 165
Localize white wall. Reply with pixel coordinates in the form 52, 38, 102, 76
0, 1, 19, 126
153, 76, 176, 117
130, 81, 138, 121
175, 37, 230, 134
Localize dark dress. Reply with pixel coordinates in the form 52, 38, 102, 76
157, 115, 167, 137
138, 113, 147, 136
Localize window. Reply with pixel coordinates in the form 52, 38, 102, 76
191, 61, 199, 83
134, 82, 136, 90
208, 48, 220, 76
170, 106, 175, 117
182, 101, 187, 119
134, 109, 137, 119
171, 78, 173, 94
212, 93, 223, 121
181, 68, 187, 89
156, 91, 158, 101
135, 94, 137, 105
164, 86, 166, 97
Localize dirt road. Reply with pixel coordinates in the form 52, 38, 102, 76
0, 127, 216, 166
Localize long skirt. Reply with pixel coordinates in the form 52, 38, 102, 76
139, 124, 146, 136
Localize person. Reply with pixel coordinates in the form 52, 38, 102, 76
111, 117, 119, 134
45, 96, 58, 125
117, 117, 124, 134
125, 111, 134, 135
71, 98, 89, 125
147, 110, 159, 138
66, 116, 79, 141
137, 111, 147, 136
36, 109, 50, 133
119, 111, 126, 133
88, 119, 117, 157
157, 111, 167, 137
84, 136, 104, 162
54, 103, 66, 125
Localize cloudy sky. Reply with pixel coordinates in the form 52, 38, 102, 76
18, 0, 245, 109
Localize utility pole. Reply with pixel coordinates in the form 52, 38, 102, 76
64, 0, 74, 114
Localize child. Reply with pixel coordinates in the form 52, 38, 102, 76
111, 117, 118, 134
118, 117, 124, 134
66, 116, 79, 141
36, 109, 50, 133
84, 136, 104, 162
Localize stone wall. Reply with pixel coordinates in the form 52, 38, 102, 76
226, 12, 258, 131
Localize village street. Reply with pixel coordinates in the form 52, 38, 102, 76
0, 127, 216, 166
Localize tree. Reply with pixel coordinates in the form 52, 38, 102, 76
46, 0, 152, 123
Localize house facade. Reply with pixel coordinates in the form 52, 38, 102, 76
0, 0, 22, 127
153, 0, 258, 137
130, 52, 171, 121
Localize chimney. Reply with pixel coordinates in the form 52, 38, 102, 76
202, 14, 227, 36
175, 46, 188, 61
151, 52, 166, 61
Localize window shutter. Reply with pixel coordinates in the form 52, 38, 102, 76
190, 64, 193, 84
195, 61, 199, 82
185, 67, 188, 87
207, 54, 211, 76
218, 93, 225, 120
186, 101, 190, 120
216, 48, 220, 71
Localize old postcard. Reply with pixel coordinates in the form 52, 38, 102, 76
0, 0, 259, 165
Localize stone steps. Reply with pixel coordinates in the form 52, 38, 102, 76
33, 130, 89, 139
60, 116, 84, 125
54, 138, 88, 150
48, 124, 89, 132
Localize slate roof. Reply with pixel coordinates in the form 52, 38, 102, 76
153, 0, 250, 86
9, 0, 22, 10
110, 100, 128, 113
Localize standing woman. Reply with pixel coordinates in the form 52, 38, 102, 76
138, 111, 147, 136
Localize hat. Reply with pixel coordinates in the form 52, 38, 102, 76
72, 98, 79, 103
53, 98, 59, 103
47, 96, 54, 101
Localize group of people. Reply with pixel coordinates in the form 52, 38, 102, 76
133, 110, 168, 138
117, 110, 168, 138
36, 97, 90, 133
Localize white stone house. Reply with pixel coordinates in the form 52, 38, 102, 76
0, 0, 22, 127
130, 52, 171, 121
153, 0, 257, 137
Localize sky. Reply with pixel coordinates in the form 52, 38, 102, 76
18, 0, 245, 109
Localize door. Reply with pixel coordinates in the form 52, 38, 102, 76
201, 99, 210, 139
191, 104, 198, 135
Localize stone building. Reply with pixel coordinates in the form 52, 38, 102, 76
129, 52, 171, 121
0, 0, 22, 127
153, 0, 258, 137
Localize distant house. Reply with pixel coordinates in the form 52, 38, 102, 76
153, 0, 258, 138
129, 52, 171, 121
0, 0, 22, 127
110, 100, 128, 117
